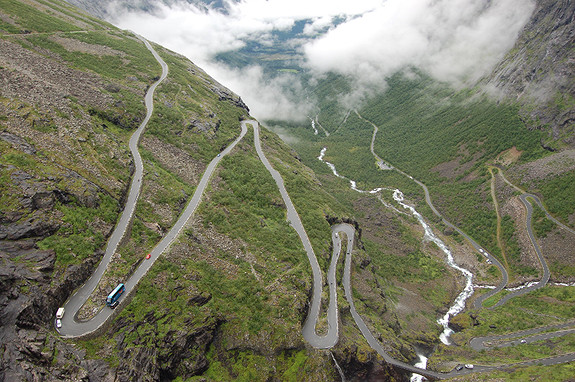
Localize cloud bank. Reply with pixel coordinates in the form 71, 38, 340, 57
112, 0, 535, 120
305, 0, 534, 86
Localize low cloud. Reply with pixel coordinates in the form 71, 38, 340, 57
208, 64, 313, 121
112, 0, 378, 64
304, 0, 535, 106
112, 0, 535, 120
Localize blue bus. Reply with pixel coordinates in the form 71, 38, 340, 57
106, 283, 125, 307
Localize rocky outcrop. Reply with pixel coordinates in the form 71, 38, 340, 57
187, 117, 221, 134
0, 237, 113, 381
112, 311, 221, 381
0, 132, 36, 155
485, 0, 575, 146
0, 213, 60, 241
0, 130, 116, 380
332, 346, 409, 382
0, 164, 103, 241
210, 85, 250, 112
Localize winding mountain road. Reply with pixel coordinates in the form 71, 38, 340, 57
470, 320, 575, 351
489, 193, 550, 308
322, 112, 575, 377
357, 111, 563, 310
57, 36, 168, 337
498, 169, 575, 236
250, 120, 339, 348
407, 174, 510, 309
57, 37, 247, 337
330, 221, 575, 379
483, 167, 575, 307
55, 36, 574, 377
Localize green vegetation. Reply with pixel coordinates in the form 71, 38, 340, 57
4, 0, 575, 379
260, 127, 349, 265
537, 171, 575, 228
485, 362, 575, 382
364, 241, 446, 285
357, 73, 543, 256
431, 286, 575, 371
200, 138, 305, 264
531, 200, 557, 238
501, 214, 537, 277
38, 194, 118, 268
0, 0, 82, 33
144, 47, 248, 162
550, 262, 575, 278
23, 32, 157, 83
276, 71, 551, 273
0, 19, 22, 34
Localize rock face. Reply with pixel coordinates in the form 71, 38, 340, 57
486, 0, 575, 146
0, 237, 114, 381
332, 345, 409, 382
210, 85, 250, 113
113, 313, 220, 381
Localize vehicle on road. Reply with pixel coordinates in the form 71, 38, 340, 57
146, 253, 151, 260
455, 364, 463, 371
521, 339, 527, 344
217, 153, 221, 157
56, 319, 62, 328
110, 300, 119, 309
106, 283, 125, 307
56, 307, 65, 319
465, 364, 474, 369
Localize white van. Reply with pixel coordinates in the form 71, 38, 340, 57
56, 307, 65, 319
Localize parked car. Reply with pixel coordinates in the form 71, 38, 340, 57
465, 364, 474, 369
56, 319, 62, 328
521, 339, 527, 344
56, 307, 65, 319
455, 364, 463, 371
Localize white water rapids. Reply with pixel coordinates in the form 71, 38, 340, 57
317, 147, 476, 378
392, 190, 475, 345
318, 147, 393, 195
410, 353, 428, 382
309, 117, 319, 135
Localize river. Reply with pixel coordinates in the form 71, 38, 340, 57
318, 147, 475, 377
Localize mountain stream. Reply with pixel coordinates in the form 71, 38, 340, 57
318, 147, 475, 379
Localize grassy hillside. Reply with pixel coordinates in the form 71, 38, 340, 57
0, 1, 411, 380
3, 0, 574, 380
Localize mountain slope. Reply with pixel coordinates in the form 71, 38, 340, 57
3, 1, 575, 381
485, 0, 575, 147
64, 0, 237, 19
1, 1, 410, 380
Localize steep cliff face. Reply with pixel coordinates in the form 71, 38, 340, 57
486, 0, 575, 147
